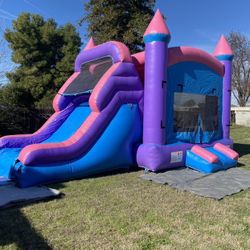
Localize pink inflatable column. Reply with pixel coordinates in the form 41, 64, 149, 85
143, 10, 171, 145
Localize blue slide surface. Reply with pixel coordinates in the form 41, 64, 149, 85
1, 101, 142, 187
0, 102, 91, 179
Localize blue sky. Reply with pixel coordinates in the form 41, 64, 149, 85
0, 0, 247, 104
0, 0, 250, 53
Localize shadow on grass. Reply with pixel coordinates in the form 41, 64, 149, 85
49, 165, 142, 190
93, 165, 141, 178
47, 181, 66, 190
233, 143, 250, 157
0, 208, 52, 249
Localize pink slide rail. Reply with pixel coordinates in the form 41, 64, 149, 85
213, 143, 239, 160
191, 145, 218, 163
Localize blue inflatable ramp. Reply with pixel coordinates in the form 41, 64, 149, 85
186, 144, 238, 173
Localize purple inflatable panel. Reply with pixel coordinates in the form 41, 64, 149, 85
143, 41, 167, 145
75, 42, 132, 72
221, 60, 232, 139
137, 138, 234, 171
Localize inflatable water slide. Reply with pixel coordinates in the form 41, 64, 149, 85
0, 40, 143, 187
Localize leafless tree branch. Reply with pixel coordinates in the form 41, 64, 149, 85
227, 32, 250, 106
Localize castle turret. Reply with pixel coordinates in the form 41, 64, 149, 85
84, 37, 95, 51
143, 9, 171, 144
213, 35, 233, 139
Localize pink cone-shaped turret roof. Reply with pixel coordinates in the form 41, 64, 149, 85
84, 37, 95, 51
144, 9, 170, 36
213, 35, 233, 56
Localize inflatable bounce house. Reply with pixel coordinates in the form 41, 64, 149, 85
0, 10, 239, 187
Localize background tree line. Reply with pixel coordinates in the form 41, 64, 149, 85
0, 0, 155, 135
0, 0, 249, 136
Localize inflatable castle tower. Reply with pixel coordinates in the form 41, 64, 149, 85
137, 10, 238, 173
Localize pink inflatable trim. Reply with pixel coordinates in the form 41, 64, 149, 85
213, 35, 233, 56
168, 46, 224, 76
19, 112, 99, 164
109, 41, 132, 62
89, 63, 121, 112
84, 37, 95, 51
144, 9, 170, 36
132, 52, 144, 65
214, 143, 239, 160
132, 52, 145, 81
53, 72, 80, 112
129, 47, 224, 76
191, 145, 218, 163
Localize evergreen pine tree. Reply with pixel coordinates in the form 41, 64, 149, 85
4, 13, 81, 109
80, 0, 156, 53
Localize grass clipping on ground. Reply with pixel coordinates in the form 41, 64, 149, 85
0, 125, 250, 249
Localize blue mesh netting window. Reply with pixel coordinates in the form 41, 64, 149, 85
174, 92, 218, 133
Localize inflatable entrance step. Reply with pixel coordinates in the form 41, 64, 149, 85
186, 144, 238, 173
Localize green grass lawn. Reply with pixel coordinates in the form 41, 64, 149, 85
0, 126, 250, 249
